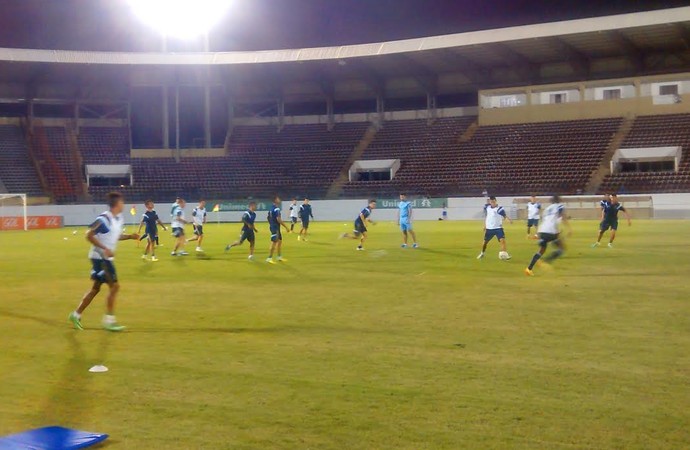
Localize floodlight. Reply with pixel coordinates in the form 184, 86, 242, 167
127, 0, 233, 40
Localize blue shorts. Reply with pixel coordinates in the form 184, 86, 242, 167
301, 219, 310, 229
400, 221, 412, 232
270, 227, 282, 242
172, 227, 184, 237
527, 219, 539, 227
240, 229, 255, 244
484, 228, 505, 242
353, 220, 367, 235
145, 226, 158, 240
600, 220, 619, 231
90, 259, 117, 284
193, 225, 204, 236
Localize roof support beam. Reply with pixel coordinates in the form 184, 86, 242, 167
548, 37, 590, 77
674, 24, 690, 50
606, 31, 645, 72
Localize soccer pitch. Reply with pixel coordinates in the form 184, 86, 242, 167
0, 220, 688, 449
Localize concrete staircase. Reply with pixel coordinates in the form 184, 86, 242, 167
458, 120, 479, 143
325, 124, 379, 198
584, 116, 635, 194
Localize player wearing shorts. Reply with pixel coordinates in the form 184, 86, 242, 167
289, 198, 299, 232
398, 193, 418, 248
340, 199, 377, 251
171, 198, 190, 256
478, 196, 513, 260
526, 195, 541, 237
266, 195, 291, 264
297, 198, 314, 241
525, 195, 572, 276
593, 194, 631, 248
68, 192, 139, 331
137, 200, 167, 261
186, 200, 207, 252
225, 201, 258, 260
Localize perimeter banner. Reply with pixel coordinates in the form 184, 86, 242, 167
0, 216, 63, 230
377, 198, 447, 209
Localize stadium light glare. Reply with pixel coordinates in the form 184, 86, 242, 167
127, 0, 233, 40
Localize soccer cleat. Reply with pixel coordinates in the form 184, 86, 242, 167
151, 256, 159, 262
179, 251, 189, 256
412, 243, 418, 248
195, 247, 204, 252
170, 251, 177, 256
141, 254, 148, 260
68, 312, 83, 331
524, 268, 535, 277
103, 322, 126, 332
356, 246, 364, 251
266, 258, 276, 264
591, 242, 600, 248
297, 235, 301, 241
277, 257, 288, 262
608, 243, 613, 248
401, 244, 408, 248
339, 233, 347, 239
248, 255, 254, 261
477, 252, 485, 260
225, 244, 232, 252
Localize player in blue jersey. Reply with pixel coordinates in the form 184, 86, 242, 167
225, 201, 259, 260
297, 198, 314, 242
68, 192, 139, 332
136, 200, 167, 261
266, 195, 291, 264
592, 194, 631, 248
478, 196, 513, 260
398, 193, 418, 248
340, 199, 377, 251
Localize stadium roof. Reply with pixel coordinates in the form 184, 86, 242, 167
1, 7, 690, 103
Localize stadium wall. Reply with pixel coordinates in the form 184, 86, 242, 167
3, 194, 690, 226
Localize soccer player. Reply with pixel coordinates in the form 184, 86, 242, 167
526, 195, 541, 237
340, 199, 377, 251
297, 198, 314, 241
266, 195, 291, 264
477, 196, 513, 260
170, 198, 190, 256
525, 195, 572, 276
288, 198, 299, 232
593, 194, 632, 248
186, 200, 208, 252
137, 200, 167, 262
225, 201, 258, 260
398, 193, 418, 248
68, 192, 139, 332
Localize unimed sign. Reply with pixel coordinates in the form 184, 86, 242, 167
0, 216, 63, 230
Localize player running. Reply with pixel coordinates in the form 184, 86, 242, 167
526, 195, 541, 237
289, 198, 299, 232
170, 198, 190, 256
398, 193, 418, 248
340, 199, 377, 251
592, 194, 631, 248
525, 195, 572, 276
267, 195, 291, 264
478, 196, 513, 260
68, 192, 139, 332
225, 201, 258, 260
137, 200, 167, 261
297, 198, 314, 241
186, 200, 207, 252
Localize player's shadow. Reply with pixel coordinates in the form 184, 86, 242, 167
416, 247, 469, 258
36, 332, 111, 429
127, 326, 283, 334
0, 308, 62, 328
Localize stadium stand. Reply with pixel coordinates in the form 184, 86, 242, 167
600, 114, 690, 194
32, 126, 84, 203
0, 125, 44, 195
344, 117, 621, 197
78, 126, 131, 164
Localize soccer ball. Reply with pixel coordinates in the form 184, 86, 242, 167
498, 251, 511, 260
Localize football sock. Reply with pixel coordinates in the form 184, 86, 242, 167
545, 249, 563, 262
528, 253, 542, 270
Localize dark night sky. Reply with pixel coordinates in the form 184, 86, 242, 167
0, 0, 688, 51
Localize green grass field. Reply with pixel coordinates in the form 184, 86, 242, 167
1, 220, 689, 449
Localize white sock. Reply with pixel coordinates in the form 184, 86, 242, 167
103, 314, 116, 324
73, 311, 81, 319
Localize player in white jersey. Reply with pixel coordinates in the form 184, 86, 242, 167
68, 192, 139, 331
171, 198, 191, 256
526, 195, 542, 237
478, 196, 513, 260
186, 200, 208, 252
288, 198, 299, 232
525, 195, 572, 276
